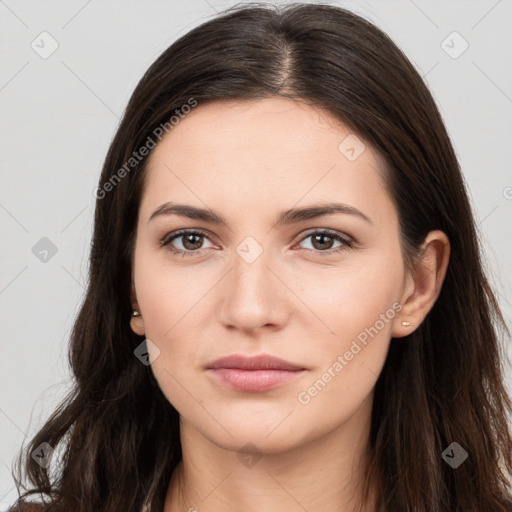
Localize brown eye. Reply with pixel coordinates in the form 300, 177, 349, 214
311, 233, 335, 250
297, 230, 353, 255
181, 233, 204, 250
161, 229, 213, 256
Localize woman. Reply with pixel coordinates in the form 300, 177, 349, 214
9, 3, 512, 511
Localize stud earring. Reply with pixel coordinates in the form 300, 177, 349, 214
401, 320, 412, 327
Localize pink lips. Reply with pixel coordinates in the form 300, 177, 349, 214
205, 354, 306, 392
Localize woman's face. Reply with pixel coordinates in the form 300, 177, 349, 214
131, 97, 412, 453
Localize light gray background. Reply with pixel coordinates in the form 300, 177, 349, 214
1, 0, 511, 507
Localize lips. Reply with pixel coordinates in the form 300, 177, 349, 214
205, 353, 306, 371
205, 354, 307, 392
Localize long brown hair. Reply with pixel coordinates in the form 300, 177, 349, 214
10, 3, 512, 511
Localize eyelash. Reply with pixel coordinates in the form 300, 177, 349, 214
160, 229, 354, 257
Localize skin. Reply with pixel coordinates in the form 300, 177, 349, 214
129, 97, 450, 512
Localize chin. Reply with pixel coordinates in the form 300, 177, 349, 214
198, 409, 308, 449
208, 427, 304, 455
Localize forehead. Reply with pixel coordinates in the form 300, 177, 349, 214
140, 97, 394, 225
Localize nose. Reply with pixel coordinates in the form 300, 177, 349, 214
218, 246, 290, 335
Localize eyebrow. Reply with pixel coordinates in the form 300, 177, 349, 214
148, 201, 372, 227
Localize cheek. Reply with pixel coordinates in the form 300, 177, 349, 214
292, 247, 404, 343
288, 264, 404, 434
133, 242, 216, 339
132, 245, 220, 409
288, 249, 404, 402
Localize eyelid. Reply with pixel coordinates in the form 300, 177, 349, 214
297, 228, 353, 244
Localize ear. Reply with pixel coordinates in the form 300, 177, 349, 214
129, 276, 145, 336
392, 230, 450, 338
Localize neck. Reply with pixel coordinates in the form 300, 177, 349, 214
164, 393, 378, 512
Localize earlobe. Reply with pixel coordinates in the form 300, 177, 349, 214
392, 230, 450, 338
130, 310, 145, 336
129, 277, 145, 336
